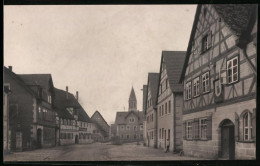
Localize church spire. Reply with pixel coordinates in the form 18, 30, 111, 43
128, 86, 137, 111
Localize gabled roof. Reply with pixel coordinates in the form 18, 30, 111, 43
160, 51, 186, 93
129, 87, 137, 101
3, 66, 36, 97
179, 4, 257, 82
91, 110, 110, 128
212, 4, 256, 42
53, 88, 91, 122
114, 111, 143, 125
18, 74, 54, 92
145, 73, 159, 113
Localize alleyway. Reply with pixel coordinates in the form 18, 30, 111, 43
4, 142, 206, 161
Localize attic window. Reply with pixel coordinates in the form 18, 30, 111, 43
203, 8, 207, 17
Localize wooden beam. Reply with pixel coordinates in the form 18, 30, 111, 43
242, 48, 257, 75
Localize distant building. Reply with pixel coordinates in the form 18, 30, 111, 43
144, 73, 159, 148
157, 51, 186, 152
114, 87, 144, 142
179, 4, 257, 159
91, 110, 110, 141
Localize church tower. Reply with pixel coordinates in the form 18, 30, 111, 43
128, 87, 137, 112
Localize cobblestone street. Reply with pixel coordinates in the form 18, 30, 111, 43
4, 142, 206, 161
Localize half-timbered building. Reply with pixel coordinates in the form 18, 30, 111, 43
144, 73, 159, 148
156, 51, 186, 152
179, 4, 257, 159
91, 110, 110, 141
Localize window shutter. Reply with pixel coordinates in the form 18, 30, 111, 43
208, 31, 212, 48
252, 108, 256, 141
206, 116, 212, 140
193, 118, 199, 140
183, 121, 186, 140
235, 112, 239, 141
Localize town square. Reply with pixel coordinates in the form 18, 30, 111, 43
3, 3, 257, 162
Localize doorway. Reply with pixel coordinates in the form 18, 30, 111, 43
37, 129, 42, 148
220, 119, 235, 160
75, 135, 79, 144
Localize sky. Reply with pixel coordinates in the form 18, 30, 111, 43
4, 5, 197, 125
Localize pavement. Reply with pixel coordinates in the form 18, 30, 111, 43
4, 142, 206, 161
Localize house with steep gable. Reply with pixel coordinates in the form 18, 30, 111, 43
179, 4, 257, 159
91, 110, 110, 141
156, 51, 186, 152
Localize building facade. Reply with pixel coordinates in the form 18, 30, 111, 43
91, 110, 110, 141
4, 67, 57, 151
180, 4, 257, 159
156, 51, 186, 152
144, 73, 159, 148
54, 87, 93, 145
114, 87, 144, 143
142, 85, 148, 145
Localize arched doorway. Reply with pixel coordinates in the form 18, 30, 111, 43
219, 119, 235, 159
37, 129, 42, 148
75, 135, 79, 144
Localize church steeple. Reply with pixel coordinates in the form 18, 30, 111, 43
128, 86, 137, 111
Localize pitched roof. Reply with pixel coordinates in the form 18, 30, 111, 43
161, 51, 186, 92
114, 111, 143, 125
147, 73, 160, 109
53, 88, 91, 122
91, 110, 110, 128
4, 66, 36, 96
18, 74, 54, 91
179, 4, 257, 82
129, 87, 137, 101
212, 4, 256, 40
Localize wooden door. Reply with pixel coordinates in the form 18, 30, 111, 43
221, 127, 229, 159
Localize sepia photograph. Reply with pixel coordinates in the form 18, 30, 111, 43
3, 2, 257, 163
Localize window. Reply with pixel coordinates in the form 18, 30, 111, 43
185, 82, 192, 100
202, 72, 210, 93
166, 79, 168, 89
159, 106, 161, 117
186, 121, 193, 139
227, 56, 238, 84
121, 126, 124, 131
168, 100, 171, 113
48, 95, 52, 104
202, 34, 208, 52
127, 135, 129, 139
121, 134, 124, 139
129, 118, 135, 123
134, 134, 136, 139
243, 112, 252, 141
199, 118, 207, 139
162, 128, 164, 139
162, 105, 164, 116
165, 102, 167, 114
134, 126, 137, 131
140, 125, 143, 130
127, 125, 130, 130
38, 107, 42, 119
193, 77, 200, 97
159, 129, 161, 139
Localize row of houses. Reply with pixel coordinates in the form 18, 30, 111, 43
142, 4, 257, 160
3, 66, 110, 153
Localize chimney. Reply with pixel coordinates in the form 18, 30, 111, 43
66, 86, 68, 99
8, 66, 12, 72
76, 91, 78, 101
